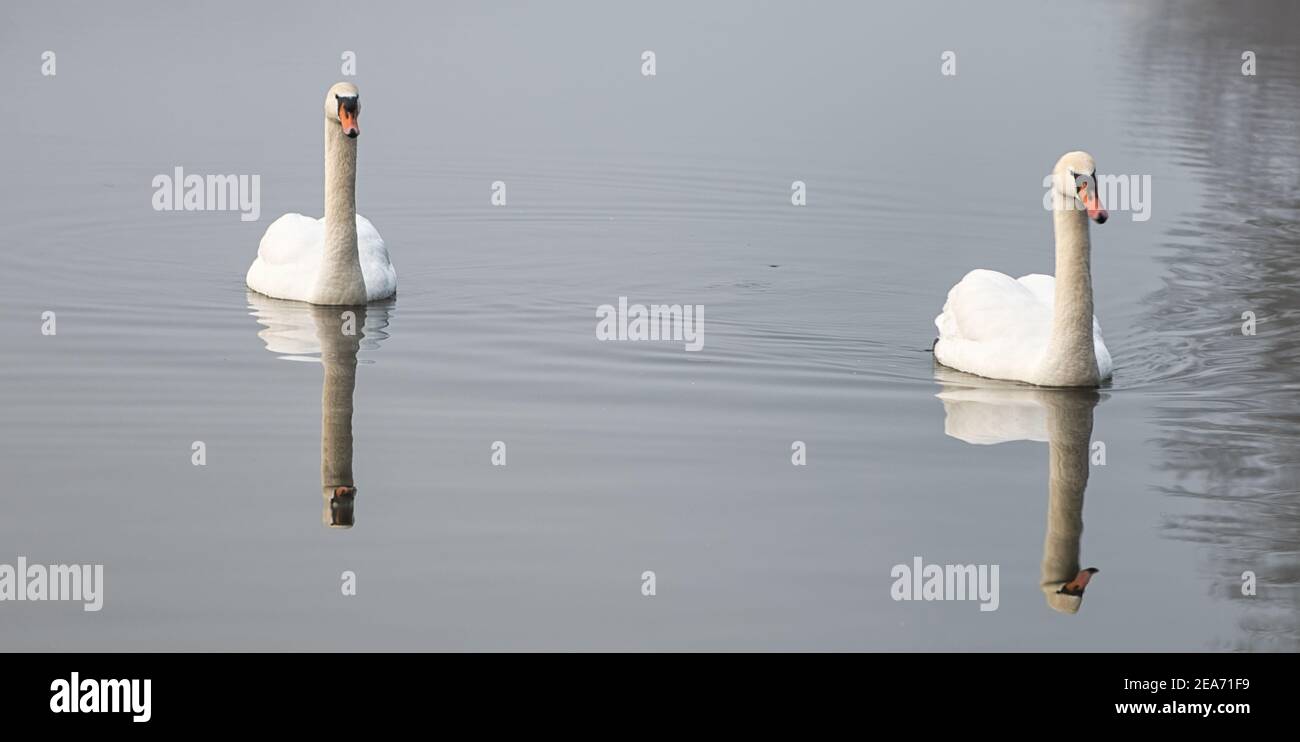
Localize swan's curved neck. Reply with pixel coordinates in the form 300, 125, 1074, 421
317, 120, 363, 303
1044, 207, 1098, 384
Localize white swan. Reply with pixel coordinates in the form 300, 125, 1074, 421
934, 151, 1112, 387
246, 82, 396, 305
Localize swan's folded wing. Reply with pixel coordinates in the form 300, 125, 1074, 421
1094, 329, 1113, 379
355, 214, 397, 301
355, 215, 387, 264
942, 269, 1044, 342
933, 269, 1055, 382
257, 213, 323, 265
1015, 273, 1056, 307
355, 215, 380, 240
247, 213, 324, 302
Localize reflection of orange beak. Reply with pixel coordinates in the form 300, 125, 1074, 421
1083, 189, 1107, 223
1060, 567, 1099, 596
340, 108, 359, 139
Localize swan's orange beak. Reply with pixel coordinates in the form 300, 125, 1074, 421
1081, 181, 1107, 224
340, 107, 359, 139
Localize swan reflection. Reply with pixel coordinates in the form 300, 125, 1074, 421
248, 292, 392, 528
934, 366, 1103, 614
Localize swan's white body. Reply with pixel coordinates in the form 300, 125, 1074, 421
934, 151, 1112, 387
248, 213, 395, 303
935, 269, 1112, 385
246, 82, 396, 305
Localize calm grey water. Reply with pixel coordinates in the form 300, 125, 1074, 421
1, 0, 1297, 650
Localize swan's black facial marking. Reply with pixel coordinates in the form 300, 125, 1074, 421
336, 94, 360, 138
1072, 169, 1108, 223
335, 94, 359, 115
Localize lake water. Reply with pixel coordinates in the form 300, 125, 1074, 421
1, 0, 1296, 650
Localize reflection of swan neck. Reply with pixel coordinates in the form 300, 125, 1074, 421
321, 357, 356, 489
1047, 398, 1094, 484
317, 307, 362, 528
1040, 393, 1097, 613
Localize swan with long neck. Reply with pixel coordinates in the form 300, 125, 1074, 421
246, 82, 396, 305
933, 151, 1112, 387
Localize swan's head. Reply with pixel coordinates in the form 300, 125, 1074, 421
325, 82, 360, 139
1052, 151, 1107, 224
